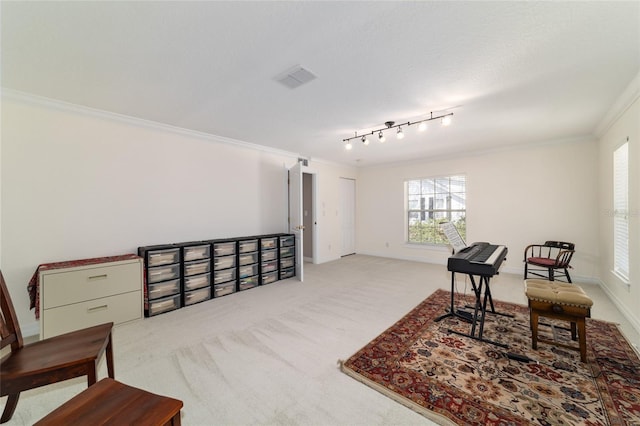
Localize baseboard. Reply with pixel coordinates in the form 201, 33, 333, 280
598, 280, 640, 344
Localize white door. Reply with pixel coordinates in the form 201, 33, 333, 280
340, 178, 356, 256
289, 162, 304, 281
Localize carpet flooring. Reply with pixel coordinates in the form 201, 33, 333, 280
3, 255, 639, 425
341, 289, 640, 425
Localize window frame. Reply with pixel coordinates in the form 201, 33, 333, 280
405, 174, 467, 246
612, 140, 629, 283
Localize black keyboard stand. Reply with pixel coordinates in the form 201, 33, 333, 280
436, 271, 513, 348
435, 272, 478, 323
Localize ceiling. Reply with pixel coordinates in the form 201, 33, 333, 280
2, 1, 639, 167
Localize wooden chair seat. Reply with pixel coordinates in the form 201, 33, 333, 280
35, 378, 183, 426
1, 271, 114, 423
524, 279, 593, 362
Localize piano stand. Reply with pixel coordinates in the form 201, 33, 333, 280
435, 279, 476, 323
438, 272, 513, 348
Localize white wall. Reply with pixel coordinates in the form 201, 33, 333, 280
0, 93, 297, 333
356, 139, 599, 283
596, 74, 640, 333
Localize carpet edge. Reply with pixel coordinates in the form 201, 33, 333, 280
338, 360, 457, 426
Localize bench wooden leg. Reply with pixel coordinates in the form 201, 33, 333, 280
578, 319, 587, 362
531, 310, 539, 350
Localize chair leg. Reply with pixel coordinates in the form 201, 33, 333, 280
570, 322, 577, 341
87, 361, 98, 386
106, 332, 115, 379
549, 268, 555, 281
1, 393, 20, 424
524, 263, 528, 280
565, 268, 572, 283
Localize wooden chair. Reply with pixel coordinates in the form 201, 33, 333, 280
524, 240, 575, 282
34, 378, 183, 425
0, 270, 115, 423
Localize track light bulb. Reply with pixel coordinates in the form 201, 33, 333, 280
441, 115, 452, 126
345, 141, 352, 150
361, 135, 369, 145
378, 131, 386, 143
397, 127, 404, 139
418, 121, 427, 131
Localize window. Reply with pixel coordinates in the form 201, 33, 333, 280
613, 141, 629, 281
406, 175, 466, 244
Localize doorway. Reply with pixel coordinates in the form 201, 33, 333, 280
303, 172, 315, 261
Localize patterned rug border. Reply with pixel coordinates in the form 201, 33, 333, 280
339, 359, 457, 425
339, 288, 640, 426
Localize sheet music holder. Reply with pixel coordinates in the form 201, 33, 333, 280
440, 222, 467, 253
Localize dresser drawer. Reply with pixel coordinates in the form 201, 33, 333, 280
214, 255, 236, 270
261, 237, 278, 250
261, 260, 278, 273
184, 286, 211, 306
238, 239, 258, 253
261, 250, 277, 262
184, 259, 210, 276
42, 291, 141, 338
183, 244, 210, 262
41, 261, 142, 309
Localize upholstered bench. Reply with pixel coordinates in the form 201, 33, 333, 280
524, 279, 593, 362
34, 378, 183, 425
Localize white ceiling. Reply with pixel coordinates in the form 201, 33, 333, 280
2, 1, 639, 167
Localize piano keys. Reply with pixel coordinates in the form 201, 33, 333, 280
447, 242, 508, 276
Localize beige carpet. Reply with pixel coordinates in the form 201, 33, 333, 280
3, 255, 639, 425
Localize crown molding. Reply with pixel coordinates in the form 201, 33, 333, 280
594, 71, 640, 137
1, 88, 303, 160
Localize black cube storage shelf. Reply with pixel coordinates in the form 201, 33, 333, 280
138, 233, 295, 317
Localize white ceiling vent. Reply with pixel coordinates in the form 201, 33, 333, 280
276, 65, 317, 89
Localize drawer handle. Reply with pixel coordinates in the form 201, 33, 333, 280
87, 304, 108, 312
87, 274, 108, 281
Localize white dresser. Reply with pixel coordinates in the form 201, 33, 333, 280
39, 257, 143, 339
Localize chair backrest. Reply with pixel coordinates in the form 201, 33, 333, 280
544, 241, 575, 251
555, 248, 575, 268
0, 271, 24, 353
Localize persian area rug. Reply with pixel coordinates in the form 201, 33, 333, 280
340, 289, 640, 425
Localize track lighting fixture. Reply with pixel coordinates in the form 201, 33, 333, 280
342, 111, 453, 150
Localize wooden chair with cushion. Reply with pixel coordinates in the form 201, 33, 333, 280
524, 240, 575, 283
0, 270, 115, 423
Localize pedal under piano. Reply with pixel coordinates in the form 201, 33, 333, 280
436, 242, 512, 348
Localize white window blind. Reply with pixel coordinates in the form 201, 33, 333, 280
613, 142, 629, 281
